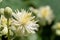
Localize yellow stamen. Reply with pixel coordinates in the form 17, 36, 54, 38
21, 13, 32, 24
41, 8, 48, 18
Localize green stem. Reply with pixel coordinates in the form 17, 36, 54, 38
51, 33, 55, 40
0, 37, 2, 40
21, 36, 24, 40
20, 36, 28, 40
7, 18, 10, 40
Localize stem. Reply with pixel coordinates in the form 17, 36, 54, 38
7, 18, 10, 40
20, 36, 28, 40
21, 36, 24, 40
51, 34, 55, 40
0, 37, 2, 40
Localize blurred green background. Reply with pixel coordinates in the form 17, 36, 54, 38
0, 0, 60, 40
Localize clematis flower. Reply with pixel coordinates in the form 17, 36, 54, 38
30, 6, 54, 25
1, 15, 12, 35
0, 15, 8, 35
1, 25, 8, 35
12, 9, 39, 36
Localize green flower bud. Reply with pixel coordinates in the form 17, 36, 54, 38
4, 7, 13, 18
0, 0, 3, 3
0, 8, 4, 15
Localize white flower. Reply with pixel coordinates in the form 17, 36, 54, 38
1, 15, 8, 35
1, 15, 12, 35
1, 15, 7, 25
1, 25, 8, 35
52, 22, 60, 36
30, 6, 54, 24
12, 9, 39, 36
56, 30, 60, 36
52, 22, 60, 30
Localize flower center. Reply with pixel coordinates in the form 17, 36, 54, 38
21, 13, 32, 25
41, 9, 48, 18
57, 23, 60, 29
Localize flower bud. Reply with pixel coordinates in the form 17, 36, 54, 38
4, 7, 13, 18
0, 8, 4, 15
0, 0, 3, 3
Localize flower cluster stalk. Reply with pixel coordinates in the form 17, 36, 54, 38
7, 18, 10, 40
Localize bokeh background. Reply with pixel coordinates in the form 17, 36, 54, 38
0, 0, 60, 40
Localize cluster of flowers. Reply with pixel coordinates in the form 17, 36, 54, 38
0, 7, 39, 37
0, 5, 60, 39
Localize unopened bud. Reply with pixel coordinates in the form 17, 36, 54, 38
4, 7, 13, 18
0, 8, 4, 15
